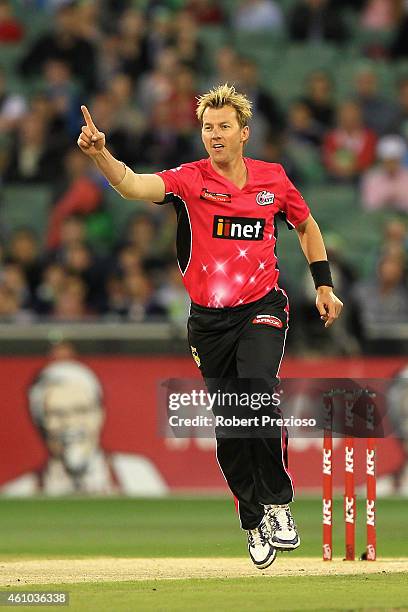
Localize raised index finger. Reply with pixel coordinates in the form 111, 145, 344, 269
81, 105, 96, 133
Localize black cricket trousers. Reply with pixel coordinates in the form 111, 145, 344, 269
187, 287, 294, 530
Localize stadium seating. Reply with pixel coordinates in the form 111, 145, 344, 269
0, 184, 51, 244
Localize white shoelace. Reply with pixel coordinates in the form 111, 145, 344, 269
268, 504, 296, 532
248, 519, 269, 548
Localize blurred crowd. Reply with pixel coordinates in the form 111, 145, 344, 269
1, 0, 408, 355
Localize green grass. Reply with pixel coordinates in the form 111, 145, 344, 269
0, 498, 407, 611
0, 497, 407, 559
1, 575, 408, 611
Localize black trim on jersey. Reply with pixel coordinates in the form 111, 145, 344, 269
273, 214, 280, 272
154, 193, 175, 205
277, 210, 295, 230
172, 196, 192, 275
154, 191, 192, 275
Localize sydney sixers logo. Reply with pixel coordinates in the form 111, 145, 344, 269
256, 191, 275, 206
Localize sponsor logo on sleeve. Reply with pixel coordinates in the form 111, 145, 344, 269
256, 191, 275, 206
252, 314, 283, 328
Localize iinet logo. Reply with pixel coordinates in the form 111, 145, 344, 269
213, 216, 265, 240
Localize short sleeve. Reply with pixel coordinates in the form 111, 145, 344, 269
154, 165, 190, 205
279, 166, 310, 229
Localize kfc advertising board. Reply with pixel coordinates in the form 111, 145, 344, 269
0, 356, 406, 496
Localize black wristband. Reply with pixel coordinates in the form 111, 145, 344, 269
309, 260, 333, 289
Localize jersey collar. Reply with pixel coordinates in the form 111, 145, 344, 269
206, 157, 252, 193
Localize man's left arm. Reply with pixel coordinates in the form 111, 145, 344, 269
295, 214, 343, 328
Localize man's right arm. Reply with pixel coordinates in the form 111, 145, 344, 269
77, 105, 165, 202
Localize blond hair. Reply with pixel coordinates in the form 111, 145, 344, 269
196, 84, 252, 129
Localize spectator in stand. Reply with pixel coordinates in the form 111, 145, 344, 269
51, 274, 92, 321
3, 112, 65, 183
48, 214, 87, 261
156, 262, 190, 324
107, 73, 143, 137
168, 64, 198, 136
88, 91, 141, 166
360, 0, 402, 32
322, 100, 377, 182
144, 7, 174, 70
103, 274, 129, 318
185, 0, 224, 25
0, 283, 32, 321
289, 0, 349, 44
352, 64, 397, 136
139, 99, 195, 167
390, 5, 408, 59
60, 241, 106, 312
34, 262, 66, 315
46, 147, 104, 250
116, 9, 149, 81
123, 213, 168, 275
300, 70, 335, 132
114, 243, 143, 277
361, 135, 408, 212
236, 56, 284, 138
0, 0, 24, 43
95, 31, 123, 89
206, 46, 240, 89
6, 228, 42, 299
172, 11, 203, 72
123, 270, 166, 321
19, 3, 97, 91
75, 0, 101, 45
0, 262, 32, 310
286, 100, 323, 149
299, 233, 359, 355
379, 218, 408, 260
233, 0, 284, 32
261, 132, 303, 185
0, 67, 27, 135
42, 59, 82, 138
137, 47, 179, 117
352, 253, 408, 352
388, 76, 408, 138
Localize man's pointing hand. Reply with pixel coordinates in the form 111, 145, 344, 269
77, 105, 106, 156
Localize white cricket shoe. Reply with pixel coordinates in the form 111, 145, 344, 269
247, 516, 277, 569
265, 504, 300, 550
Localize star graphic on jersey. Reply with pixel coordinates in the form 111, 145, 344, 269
236, 247, 249, 260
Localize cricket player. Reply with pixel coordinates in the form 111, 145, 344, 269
77, 84, 343, 569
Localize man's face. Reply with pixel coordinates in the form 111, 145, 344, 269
42, 383, 103, 473
201, 105, 249, 165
